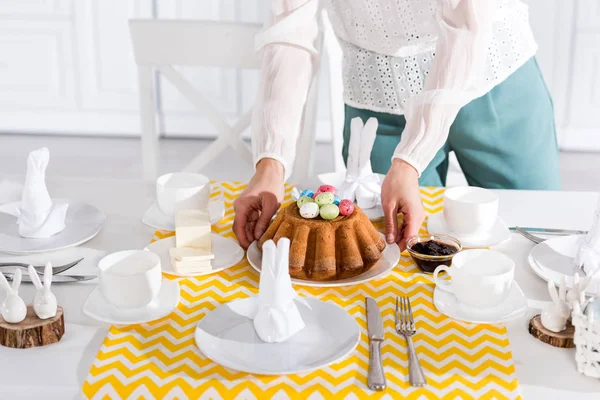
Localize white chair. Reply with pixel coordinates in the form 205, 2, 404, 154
129, 19, 321, 183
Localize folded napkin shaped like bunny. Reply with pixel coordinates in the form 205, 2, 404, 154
17, 148, 69, 238
253, 238, 307, 343
338, 117, 382, 210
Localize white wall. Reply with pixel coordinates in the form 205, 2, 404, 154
0, 0, 598, 149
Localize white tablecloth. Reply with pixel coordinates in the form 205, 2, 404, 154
0, 177, 599, 399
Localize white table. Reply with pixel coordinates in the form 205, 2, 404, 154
0, 177, 599, 399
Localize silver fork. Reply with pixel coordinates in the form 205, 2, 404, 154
0, 258, 83, 275
514, 227, 545, 244
395, 296, 427, 387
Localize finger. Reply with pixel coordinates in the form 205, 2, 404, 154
254, 192, 280, 240
246, 209, 259, 244
398, 212, 425, 251
383, 200, 398, 244
233, 199, 252, 249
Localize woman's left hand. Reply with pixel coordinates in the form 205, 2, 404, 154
381, 159, 425, 250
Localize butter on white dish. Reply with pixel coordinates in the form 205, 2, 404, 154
169, 247, 214, 274
172, 209, 214, 274
175, 209, 211, 251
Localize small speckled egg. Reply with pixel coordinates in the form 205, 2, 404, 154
333, 195, 341, 205
296, 196, 314, 208
320, 203, 340, 220
300, 189, 314, 199
318, 185, 337, 195
315, 192, 335, 207
339, 199, 355, 216
299, 202, 320, 219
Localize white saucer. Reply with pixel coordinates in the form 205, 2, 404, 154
195, 296, 360, 375
427, 212, 511, 248
317, 171, 386, 221
433, 282, 527, 324
142, 200, 226, 232
144, 234, 245, 277
528, 234, 599, 294
247, 233, 400, 288
83, 280, 180, 325
0, 200, 106, 255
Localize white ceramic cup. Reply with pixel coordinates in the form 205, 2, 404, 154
98, 250, 162, 309
433, 249, 515, 309
156, 172, 210, 218
443, 186, 499, 236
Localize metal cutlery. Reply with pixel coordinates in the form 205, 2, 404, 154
2, 272, 94, 283
365, 297, 387, 391
395, 296, 427, 387
509, 227, 587, 236
0, 258, 84, 275
510, 226, 587, 244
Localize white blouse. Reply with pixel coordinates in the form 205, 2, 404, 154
252, 0, 538, 179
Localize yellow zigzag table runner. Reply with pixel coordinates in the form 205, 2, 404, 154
83, 183, 520, 399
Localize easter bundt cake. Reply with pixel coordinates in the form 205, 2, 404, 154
258, 202, 386, 281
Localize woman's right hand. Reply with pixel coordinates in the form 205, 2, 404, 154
233, 159, 285, 249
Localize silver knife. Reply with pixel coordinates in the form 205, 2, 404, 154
509, 227, 587, 236
366, 297, 386, 391
2, 273, 95, 283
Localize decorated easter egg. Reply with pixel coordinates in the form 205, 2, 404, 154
318, 185, 337, 195
339, 199, 355, 216
297, 196, 314, 208
320, 204, 340, 220
315, 192, 335, 207
333, 195, 341, 205
299, 202, 320, 219
300, 189, 314, 199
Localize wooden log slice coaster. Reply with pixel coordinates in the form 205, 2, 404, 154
0, 305, 64, 349
528, 314, 575, 348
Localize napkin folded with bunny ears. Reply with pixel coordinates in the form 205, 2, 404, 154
16, 148, 69, 238
253, 238, 307, 343
338, 117, 382, 210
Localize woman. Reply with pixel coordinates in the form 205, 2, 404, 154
233, 0, 560, 250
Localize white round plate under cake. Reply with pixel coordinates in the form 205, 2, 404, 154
83, 279, 180, 325
0, 199, 106, 255
144, 233, 244, 277
528, 234, 600, 294
247, 233, 400, 288
427, 212, 511, 248
317, 172, 386, 221
195, 297, 360, 375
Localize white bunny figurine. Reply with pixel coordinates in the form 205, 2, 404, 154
541, 280, 571, 333
253, 238, 307, 343
28, 262, 57, 320
339, 117, 382, 210
0, 269, 27, 324
17, 147, 69, 238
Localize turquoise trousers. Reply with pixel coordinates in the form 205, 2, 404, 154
342, 57, 561, 189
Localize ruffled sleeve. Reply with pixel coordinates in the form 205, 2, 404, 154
252, 0, 320, 181
392, 0, 497, 175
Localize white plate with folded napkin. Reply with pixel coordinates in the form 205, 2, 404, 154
0, 200, 106, 255
246, 234, 400, 288
528, 234, 600, 294
143, 234, 244, 277
142, 199, 225, 232
194, 296, 360, 375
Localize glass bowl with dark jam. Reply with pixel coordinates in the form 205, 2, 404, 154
406, 235, 462, 274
